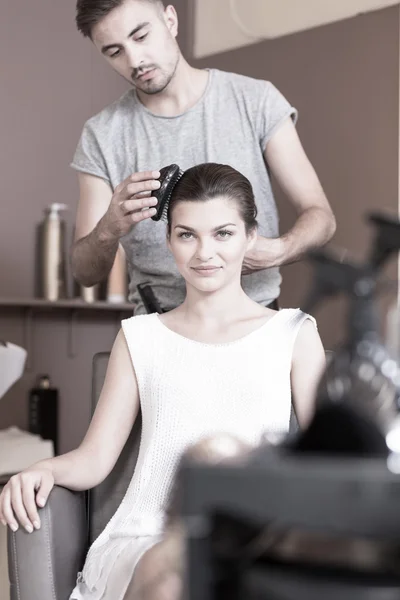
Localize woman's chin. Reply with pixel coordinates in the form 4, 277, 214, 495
189, 278, 224, 294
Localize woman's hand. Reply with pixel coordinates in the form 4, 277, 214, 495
0, 466, 54, 533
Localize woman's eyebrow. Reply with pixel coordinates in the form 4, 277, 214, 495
174, 223, 237, 231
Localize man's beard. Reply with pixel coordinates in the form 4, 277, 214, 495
131, 55, 179, 96
133, 71, 171, 95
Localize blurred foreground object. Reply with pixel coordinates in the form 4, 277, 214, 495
299, 212, 400, 456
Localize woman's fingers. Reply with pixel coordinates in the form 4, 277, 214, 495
9, 477, 34, 532
0, 469, 54, 533
0, 486, 19, 532
0, 488, 6, 526
35, 471, 54, 509
21, 476, 41, 529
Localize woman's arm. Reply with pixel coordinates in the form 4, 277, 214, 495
38, 327, 140, 491
290, 319, 326, 429
0, 328, 140, 532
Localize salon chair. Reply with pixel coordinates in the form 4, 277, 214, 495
7, 351, 142, 600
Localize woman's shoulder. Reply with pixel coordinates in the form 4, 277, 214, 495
277, 307, 317, 329
291, 313, 325, 368
121, 313, 158, 336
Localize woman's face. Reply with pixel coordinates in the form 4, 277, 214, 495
167, 195, 256, 294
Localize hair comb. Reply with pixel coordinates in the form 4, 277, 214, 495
151, 164, 184, 222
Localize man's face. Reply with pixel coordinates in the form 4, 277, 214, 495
91, 1, 180, 95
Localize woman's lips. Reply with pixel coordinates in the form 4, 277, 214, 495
191, 267, 222, 276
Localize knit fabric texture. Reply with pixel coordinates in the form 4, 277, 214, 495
70, 308, 315, 599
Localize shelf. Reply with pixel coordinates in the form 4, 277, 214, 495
0, 298, 133, 311
0, 298, 134, 368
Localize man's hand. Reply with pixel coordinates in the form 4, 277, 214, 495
100, 171, 161, 240
261, 118, 336, 265
242, 235, 285, 274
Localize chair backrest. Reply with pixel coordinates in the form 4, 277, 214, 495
88, 352, 142, 543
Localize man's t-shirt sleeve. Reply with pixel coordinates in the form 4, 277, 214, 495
259, 82, 298, 150
70, 121, 110, 183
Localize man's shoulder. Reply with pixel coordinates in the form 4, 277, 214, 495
212, 68, 274, 95
83, 88, 137, 134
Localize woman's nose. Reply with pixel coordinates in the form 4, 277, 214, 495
195, 239, 215, 262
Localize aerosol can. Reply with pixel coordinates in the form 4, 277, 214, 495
39, 203, 68, 301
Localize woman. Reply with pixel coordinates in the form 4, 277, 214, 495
0, 163, 326, 600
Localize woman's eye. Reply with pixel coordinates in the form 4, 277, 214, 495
216, 230, 233, 239
178, 232, 193, 239
136, 33, 148, 42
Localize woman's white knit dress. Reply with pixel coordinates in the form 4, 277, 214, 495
70, 308, 315, 600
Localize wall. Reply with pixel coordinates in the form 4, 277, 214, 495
191, 0, 400, 58
0, 1, 398, 451
192, 6, 400, 347
0, 0, 132, 452
0, 0, 189, 453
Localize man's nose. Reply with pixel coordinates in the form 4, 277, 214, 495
126, 46, 144, 72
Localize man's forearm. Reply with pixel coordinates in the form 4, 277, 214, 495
243, 206, 336, 273
71, 218, 119, 287
279, 205, 336, 266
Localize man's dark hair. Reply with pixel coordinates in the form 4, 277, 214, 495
76, 0, 165, 38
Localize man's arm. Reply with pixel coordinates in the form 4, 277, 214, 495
71, 171, 160, 287
71, 173, 118, 287
243, 118, 336, 272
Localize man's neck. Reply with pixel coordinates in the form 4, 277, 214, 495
136, 60, 209, 117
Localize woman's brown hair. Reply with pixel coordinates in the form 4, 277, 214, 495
167, 163, 258, 235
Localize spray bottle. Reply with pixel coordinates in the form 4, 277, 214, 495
39, 203, 68, 301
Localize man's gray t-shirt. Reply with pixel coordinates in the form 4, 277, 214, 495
71, 69, 297, 314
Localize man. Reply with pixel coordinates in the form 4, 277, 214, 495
71, 0, 336, 314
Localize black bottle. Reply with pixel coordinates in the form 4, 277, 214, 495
28, 375, 59, 455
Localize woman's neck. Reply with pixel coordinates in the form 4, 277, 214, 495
176, 281, 260, 326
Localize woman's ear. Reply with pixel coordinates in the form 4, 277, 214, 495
166, 231, 172, 251
246, 227, 258, 251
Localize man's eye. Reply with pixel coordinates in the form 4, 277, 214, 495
109, 49, 120, 58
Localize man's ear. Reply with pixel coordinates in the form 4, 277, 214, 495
163, 5, 178, 37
